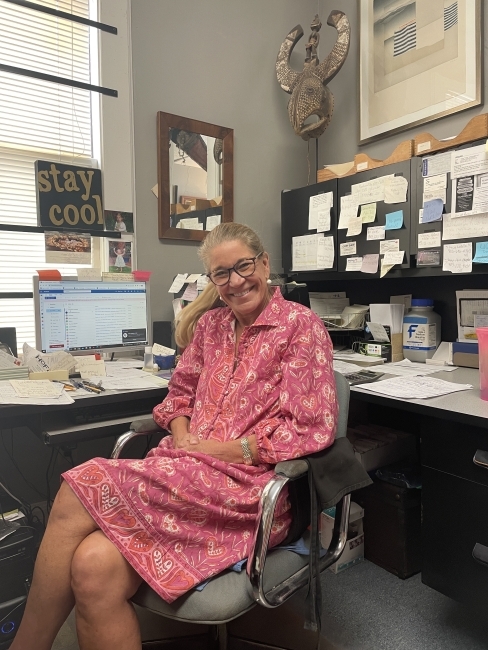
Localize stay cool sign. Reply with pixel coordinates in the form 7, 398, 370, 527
35, 161, 104, 231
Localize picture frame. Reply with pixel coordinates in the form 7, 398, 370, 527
359, 0, 482, 144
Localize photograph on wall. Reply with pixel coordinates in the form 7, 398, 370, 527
359, 0, 481, 143
107, 239, 132, 273
104, 210, 134, 233
44, 232, 91, 265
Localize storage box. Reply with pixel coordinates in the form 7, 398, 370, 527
320, 501, 364, 573
347, 424, 416, 472
354, 477, 421, 579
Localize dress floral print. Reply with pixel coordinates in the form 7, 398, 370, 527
62, 289, 337, 603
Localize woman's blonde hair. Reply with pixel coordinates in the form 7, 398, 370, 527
174, 223, 266, 349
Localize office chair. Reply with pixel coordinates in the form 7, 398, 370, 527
111, 372, 368, 650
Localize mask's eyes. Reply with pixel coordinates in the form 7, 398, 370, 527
235, 260, 254, 275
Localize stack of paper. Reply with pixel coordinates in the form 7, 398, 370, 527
383, 358, 456, 377
0, 366, 29, 382
0, 380, 74, 405
356, 376, 472, 399
369, 304, 404, 334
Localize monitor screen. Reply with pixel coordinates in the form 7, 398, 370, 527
33, 277, 151, 354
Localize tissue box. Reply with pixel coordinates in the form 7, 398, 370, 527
154, 354, 175, 370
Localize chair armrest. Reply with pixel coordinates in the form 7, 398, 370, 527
111, 417, 165, 459
274, 459, 308, 479
248, 457, 353, 609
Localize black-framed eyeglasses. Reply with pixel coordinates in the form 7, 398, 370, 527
207, 252, 264, 286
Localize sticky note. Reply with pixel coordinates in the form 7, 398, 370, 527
361, 203, 376, 223
473, 241, 488, 263
361, 254, 379, 274
367, 226, 385, 241
77, 268, 101, 281
346, 257, 362, 271
422, 199, 443, 223
385, 210, 403, 230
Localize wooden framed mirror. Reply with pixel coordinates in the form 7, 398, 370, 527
157, 112, 234, 240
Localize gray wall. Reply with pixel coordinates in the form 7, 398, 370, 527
130, 0, 318, 323
318, 0, 488, 165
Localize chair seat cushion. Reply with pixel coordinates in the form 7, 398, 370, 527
131, 550, 308, 625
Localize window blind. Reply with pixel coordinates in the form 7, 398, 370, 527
0, 0, 98, 349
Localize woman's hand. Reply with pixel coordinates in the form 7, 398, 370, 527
181, 435, 258, 464
169, 416, 197, 449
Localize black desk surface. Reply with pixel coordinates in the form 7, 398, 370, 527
0, 385, 168, 445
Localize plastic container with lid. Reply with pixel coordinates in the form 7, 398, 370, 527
402, 299, 441, 362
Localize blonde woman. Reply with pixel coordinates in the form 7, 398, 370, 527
12, 223, 338, 650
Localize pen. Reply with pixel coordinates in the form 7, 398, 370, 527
83, 380, 105, 392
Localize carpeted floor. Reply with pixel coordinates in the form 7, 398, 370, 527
50, 560, 488, 650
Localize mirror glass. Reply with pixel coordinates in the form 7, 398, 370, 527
157, 112, 233, 241
169, 129, 223, 232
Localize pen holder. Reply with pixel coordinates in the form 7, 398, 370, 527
476, 328, 488, 401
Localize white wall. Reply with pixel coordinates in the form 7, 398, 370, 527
130, 0, 319, 322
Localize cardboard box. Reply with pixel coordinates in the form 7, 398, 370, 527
347, 424, 416, 472
321, 501, 364, 573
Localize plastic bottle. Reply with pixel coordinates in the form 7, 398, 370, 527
402, 299, 441, 362
143, 346, 154, 371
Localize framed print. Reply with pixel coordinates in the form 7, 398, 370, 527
359, 0, 482, 143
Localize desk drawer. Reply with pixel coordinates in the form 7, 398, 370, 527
422, 467, 488, 608
421, 417, 488, 487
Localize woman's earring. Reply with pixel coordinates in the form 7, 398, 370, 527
266, 278, 272, 284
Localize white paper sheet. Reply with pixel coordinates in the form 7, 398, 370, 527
333, 360, 365, 375
443, 242, 473, 273
422, 151, 452, 177
382, 251, 404, 266
423, 188, 446, 205
346, 217, 363, 237
346, 257, 362, 271
340, 241, 356, 256
168, 273, 188, 293
182, 282, 198, 301
79, 360, 107, 378
309, 192, 333, 230
77, 268, 102, 281
442, 212, 488, 241
351, 176, 392, 205
317, 209, 331, 233
152, 343, 175, 356
383, 359, 443, 377
185, 274, 201, 284
384, 176, 408, 204
367, 322, 390, 342
292, 234, 331, 271
369, 303, 404, 334
451, 144, 488, 179
10, 379, 63, 398
355, 376, 472, 399
317, 236, 334, 269
338, 195, 359, 229
418, 231, 441, 249
451, 174, 488, 218
0, 383, 75, 405
367, 226, 385, 241
197, 275, 209, 290
206, 215, 221, 231
96, 376, 169, 390
380, 239, 400, 254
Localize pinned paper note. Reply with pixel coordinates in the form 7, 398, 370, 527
292, 234, 333, 271
182, 282, 198, 301
361, 254, 379, 274
385, 211, 403, 230
346, 217, 362, 237
367, 322, 390, 342
206, 215, 221, 231
346, 257, 362, 271
384, 175, 408, 204
185, 274, 202, 284
338, 195, 358, 229
309, 192, 333, 230
317, 209, 331, 233
77, 268, 101, 281
424, 174, 447, 193
168, 273, 188, 294
473, 241, 488, 263
422, 151, 452, 177
360, 203, 376, 223
417, 250, 441, 266
383, 251, 405, 266
317, 236, 335, 269
340, 241, 356, 256
380, 262, 394, 278
197, 275, 209, 291
418, 231, 441, 249
380, 239, 399, 254
443, 242, 473, 274
367, 225, 385, 241
443, 212, 488, 241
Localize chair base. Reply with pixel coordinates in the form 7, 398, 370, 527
227, 595, 338, 650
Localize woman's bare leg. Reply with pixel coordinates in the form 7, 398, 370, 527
71, 530, 143, 650
10, 482, 98, 650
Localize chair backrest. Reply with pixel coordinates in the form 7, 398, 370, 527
333, 371, 350, 440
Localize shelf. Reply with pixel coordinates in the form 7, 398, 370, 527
0, 223, 121, 238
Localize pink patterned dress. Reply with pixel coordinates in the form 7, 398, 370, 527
62, 289, 337, 603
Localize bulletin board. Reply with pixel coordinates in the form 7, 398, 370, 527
336, 160, 412, 277
281, 179, 338, 274
413, 139, 488, 275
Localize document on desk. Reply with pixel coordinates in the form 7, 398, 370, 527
0, 383, 74, 405
93, 375, 169, 390
333, 360, 366, 375
383, 359, 444, 377
356, 376, 472, 399
10, 379, 64, 398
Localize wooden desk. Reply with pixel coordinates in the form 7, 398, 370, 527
351, 367, 488, 609
0, 385, 168, 445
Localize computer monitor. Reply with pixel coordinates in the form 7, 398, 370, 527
33, 277, 151, 355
